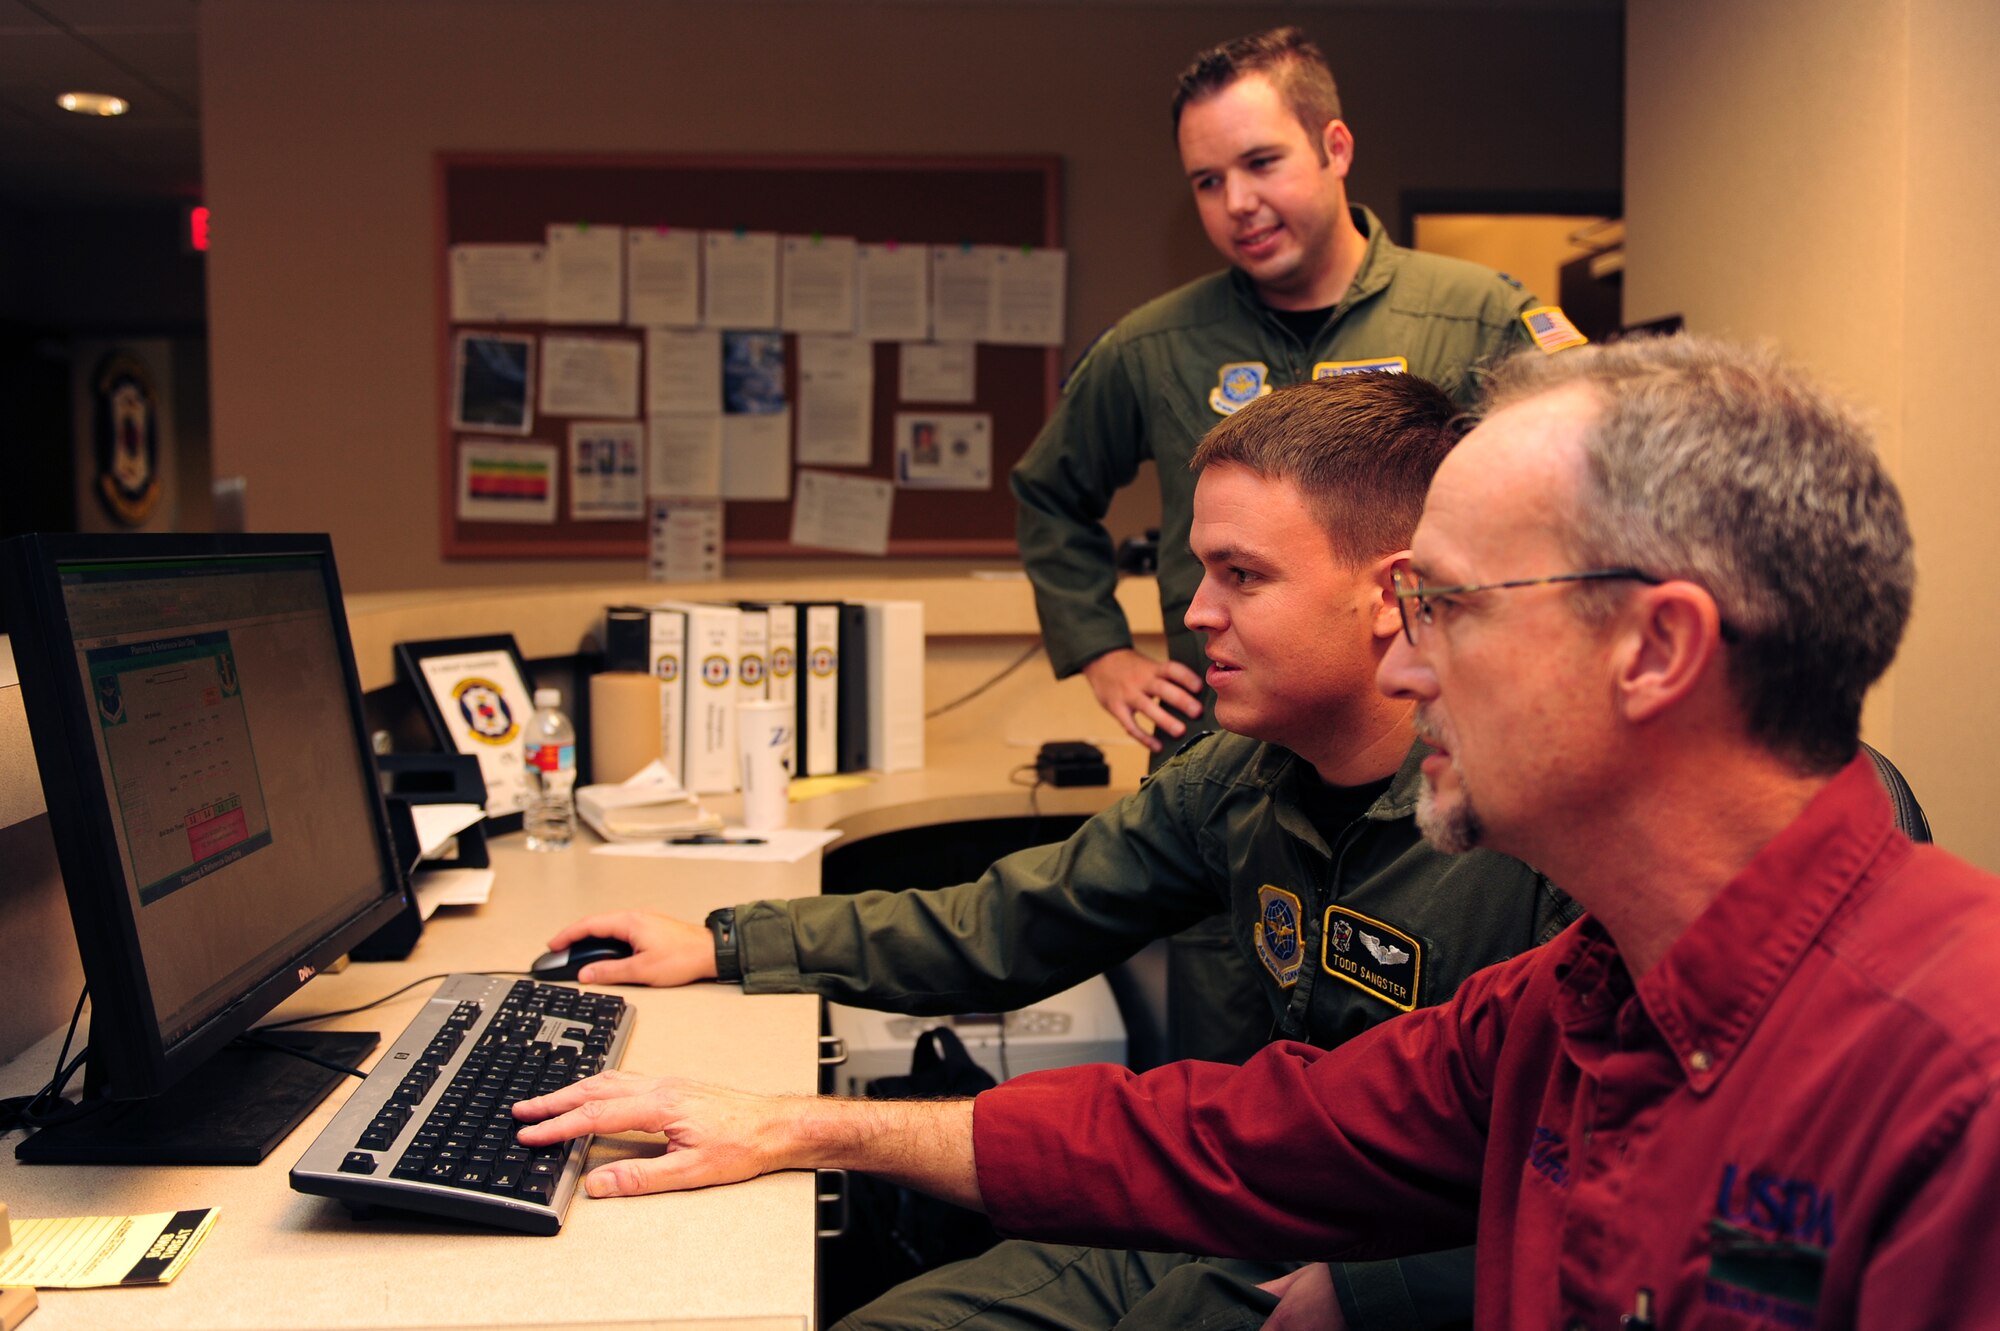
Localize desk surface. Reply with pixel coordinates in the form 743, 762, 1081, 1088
0, 739, 1142, 1330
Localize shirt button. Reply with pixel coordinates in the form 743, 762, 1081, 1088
1689, 1049, 1713, 1073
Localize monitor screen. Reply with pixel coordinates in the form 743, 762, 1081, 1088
3, 533, 408, 1106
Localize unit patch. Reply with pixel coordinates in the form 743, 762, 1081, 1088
1521, 305, 1589, 354
451, 678, 519, 746
1209, 361, 1273, 415
1321, 906, 1421, 1011
1312, 356, 1408, 379
1253, 885, 1305, 987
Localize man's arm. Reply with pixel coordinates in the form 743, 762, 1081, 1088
543, 746, 1229, 1010
1011, 332, 1206, 748
512, 1072, 980, 1206
971, 952, 1536, 1261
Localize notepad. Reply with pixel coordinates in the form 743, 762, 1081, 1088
575, 760, 723, 841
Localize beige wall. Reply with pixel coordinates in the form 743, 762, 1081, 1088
199, 0, 1621, 594
1626, 0, 2000, 867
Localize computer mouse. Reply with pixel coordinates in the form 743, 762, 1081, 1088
530, 936, 634, 982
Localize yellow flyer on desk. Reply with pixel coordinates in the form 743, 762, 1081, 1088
0, 1208, 217, 1288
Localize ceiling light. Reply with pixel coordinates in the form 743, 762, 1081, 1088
58, 92, 130, 117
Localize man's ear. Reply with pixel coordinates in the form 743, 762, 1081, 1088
1366, 551, 1408, 640
1321, 120, 1354, 177
1615, 581, 1728, 723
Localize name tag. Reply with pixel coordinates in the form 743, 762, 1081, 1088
1320, 905, 1422, 1011
1313, 356, 1408, 378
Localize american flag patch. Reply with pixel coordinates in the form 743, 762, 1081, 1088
1522, 305, 1588, 354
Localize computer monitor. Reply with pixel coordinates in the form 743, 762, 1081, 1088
2, 532, 410, 1163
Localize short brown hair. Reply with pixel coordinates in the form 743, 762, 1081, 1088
1190, 373, 1468, 566
1172, 26, 1343, 153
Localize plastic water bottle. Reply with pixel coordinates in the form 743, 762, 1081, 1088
522, 687, 577, 851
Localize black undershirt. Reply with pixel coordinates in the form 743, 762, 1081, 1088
1297, 771, 1395, 840
1269, 304, 1336, 347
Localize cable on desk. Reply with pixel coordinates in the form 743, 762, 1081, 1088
926, 642, 1044, 719
0, 985, 94, 1134
231, 1031, 369, 1081
1008, 762, 1046, 837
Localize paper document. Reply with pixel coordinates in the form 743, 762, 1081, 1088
449, 244, 547, 323
409, 803, 487, 859
594, 826, 842, 863
857, 242, 930, 341
649, 498, 724, 581
569, 421, 646, 520
540, 335, 641, 418
546, 223, 625, 324
781, 234, 858, 333
0, 1208, 218, 1288
792, 469, 893, 555
703, 230, 780, 328
899, 341, 976, 403
796, 335, 874, 465
413, 868, 496, 921
722, 415, 791, 499
458, 439, 558, 524
895, 412, 991, 489
645, 327, 722, 415
931, 245, 996, 342
722, 330, 790, 499
989, 247, 1067, 345
626, 227, 702, 327
647, 415, 724, 497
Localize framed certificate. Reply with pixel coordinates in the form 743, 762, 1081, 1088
394, 634, 536, 830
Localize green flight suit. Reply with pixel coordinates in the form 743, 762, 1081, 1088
732, 733, 1579, 1331
1005, 204, 1547, 1171
1010, 205, 1539, 687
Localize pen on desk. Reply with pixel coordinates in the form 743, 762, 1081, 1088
667, 833, 769, 845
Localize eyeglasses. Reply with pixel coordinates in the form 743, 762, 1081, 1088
1389, 565, 1663, 646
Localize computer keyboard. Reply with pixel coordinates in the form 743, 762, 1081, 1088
289, 973, 633, 1235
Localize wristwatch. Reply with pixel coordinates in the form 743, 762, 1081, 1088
705, 906, 742, 983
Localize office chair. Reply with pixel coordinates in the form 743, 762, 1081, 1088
1860, 742, 1931, 843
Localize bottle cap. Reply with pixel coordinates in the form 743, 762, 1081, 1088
533, 687, 561, 708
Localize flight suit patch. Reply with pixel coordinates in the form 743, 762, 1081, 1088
1312, 356, 1408, 379
1209, 362, 1273, 415
1253, 885, 1305, 988
1320, 906, 1421, 1011
1521, 305, 1589, 354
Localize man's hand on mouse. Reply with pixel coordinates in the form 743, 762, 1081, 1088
546, 911, 717, 986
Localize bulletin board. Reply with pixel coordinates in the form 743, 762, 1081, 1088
435, 153, 1064, 560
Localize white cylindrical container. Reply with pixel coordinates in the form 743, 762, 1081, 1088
738, 700, 793, 832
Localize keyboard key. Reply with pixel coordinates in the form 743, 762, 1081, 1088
340, 1152, 378, 1174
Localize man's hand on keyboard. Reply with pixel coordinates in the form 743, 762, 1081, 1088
511, 1070, 984, 1207
545, 911, 716, 986
512, 1070, 792, 1196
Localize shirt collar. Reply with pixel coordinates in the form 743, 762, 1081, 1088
1227, 205, 1397, 325
1562, 754, 1904, 1091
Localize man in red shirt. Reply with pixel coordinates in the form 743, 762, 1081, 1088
519, 336, 2000, 1329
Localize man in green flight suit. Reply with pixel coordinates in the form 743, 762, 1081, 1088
548, 372, 1578, 1331
1010, 24, 1582, 1068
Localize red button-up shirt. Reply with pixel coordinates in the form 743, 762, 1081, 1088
975, 756, 2000, 1328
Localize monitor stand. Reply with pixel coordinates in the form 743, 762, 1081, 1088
14, 1030, 380, 1166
